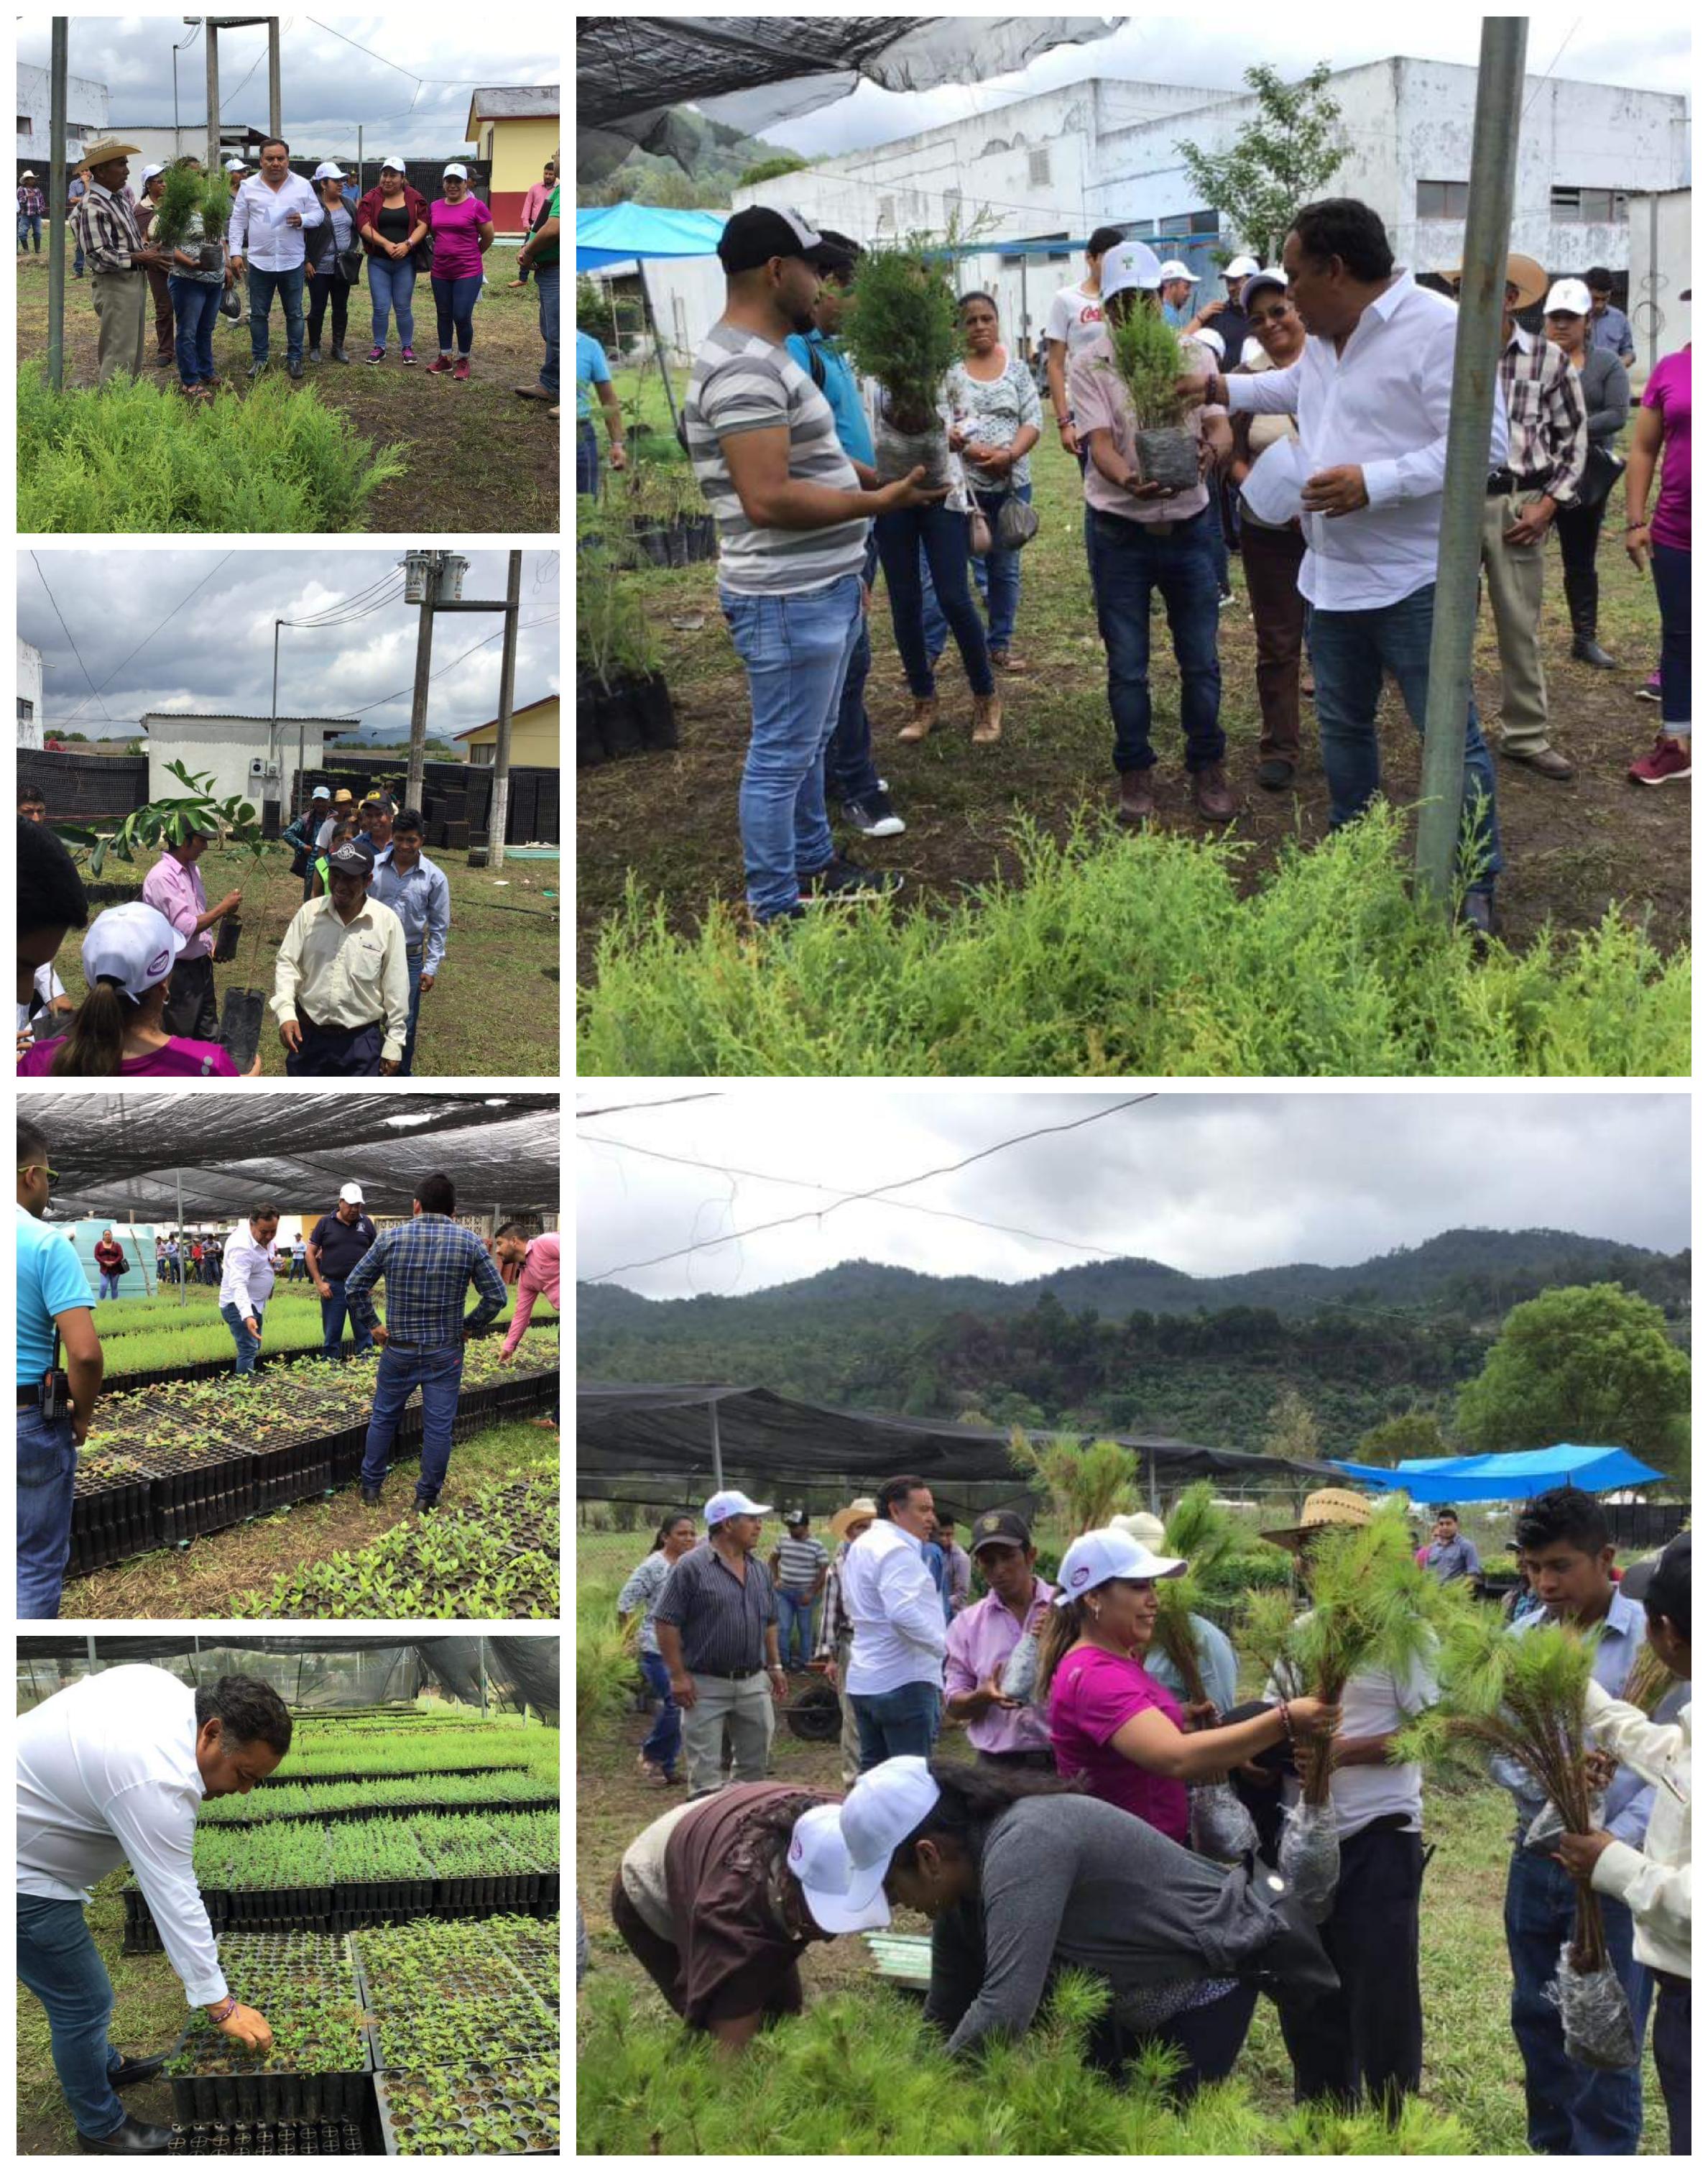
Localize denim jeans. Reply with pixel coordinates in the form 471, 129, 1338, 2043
1308, 581, 1503, 886
535, 262, 559, 395
826, 533, 883, 805
1089, 506, 1225, 775
19, 212, 42, 250
1505, 1844, 1651, 2154
721, 572, 864, 920
361, 1340, 465, 1501
775, 1589, 819, 1667
1651, 541, 1690, 731
246, 262, 306, 364
431, 272, 481, 355
875, 502, 995, 697
17, 1896, 128, 2140
638, 1650, 682, 1776
368, 256, 416, 350
1652, 1972, 1689, 2153
851, 1679, 941, 1771
319, 1279, 375, 1361
167, 275, 221, 385
400, 950, 424, 1077
971, 482, 1033, 651
220, 1300, 264, 1375
18, 1407, 78, 1619
576, 421, 600, 498
98, 1271, 122, 1301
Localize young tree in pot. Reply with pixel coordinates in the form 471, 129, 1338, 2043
840, 235, 963, 486
1107, 289, 1204, 491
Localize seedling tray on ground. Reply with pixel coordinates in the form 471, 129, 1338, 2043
374, 2070, 560, 2155
164, 1931, 373, 2127
168, 2115, 371, 2153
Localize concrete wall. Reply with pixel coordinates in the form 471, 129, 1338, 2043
17, 637, 45, 750
1626, 188, 1693, 382
17, 63, 109, 162
142, 715, 338, 809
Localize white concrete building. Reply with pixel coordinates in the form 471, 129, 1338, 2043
17, 637, 45, 750
106, 123, 266, 174
17, 62, 109, 165
139, 712, 359, 813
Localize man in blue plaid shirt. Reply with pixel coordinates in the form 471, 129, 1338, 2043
343, 1172, 507, 1509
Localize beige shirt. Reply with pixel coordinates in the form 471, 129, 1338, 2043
1233, 347, 1303, 529
620, 1797, 702, 1941
1585, 1682, 1691, 1980
271, 893, 410, 1062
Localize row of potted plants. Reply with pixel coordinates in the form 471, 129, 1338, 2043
198, 1766, 558, 1827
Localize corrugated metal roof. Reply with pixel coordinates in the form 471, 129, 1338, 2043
467, 85, 560, 122
137, 712, 361, 724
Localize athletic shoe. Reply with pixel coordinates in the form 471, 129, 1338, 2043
799, 857, 904, 903
400, 346, 415, 364
426, 355, 453, 375
364, 346, 385, 364
842, 789, 906, 838
453, 357, 471, 382
1628, 736, 1690, 786
1637, 671, 1663, 703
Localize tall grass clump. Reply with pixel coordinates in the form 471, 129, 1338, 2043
19, 372, 406, 533
577, 1580, 635, 1744
578, 804, 1689, 1078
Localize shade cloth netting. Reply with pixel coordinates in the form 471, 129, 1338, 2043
16, 1637, 558, 1723
577, 1383, 1346, 1498
21, 1091, 559, 1221
1331, 1444, 1667, 1504
576, 16, 1118, 180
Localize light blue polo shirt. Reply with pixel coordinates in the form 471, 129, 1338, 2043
576, 329, 611, 422
17, 1205, 93, 1386
785, 328, 875, 466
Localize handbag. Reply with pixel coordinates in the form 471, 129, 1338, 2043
337, 243, 364, 285
997, 494, 1040, 551
1577, 441, 1626, 512
969, 505, 994, 558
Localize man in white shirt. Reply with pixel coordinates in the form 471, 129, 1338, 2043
840, 1474, 948, 1770
217, 1205, 280, 1376
19, 1667, 287, 2153
1183, 197, 1508, 936
227, 137, 323, 379
1044, 224, 1125, 463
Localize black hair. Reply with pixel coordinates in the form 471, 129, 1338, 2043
936, 1514, 956, 1531
958, 289, 998, 314
1644, 1531, 1689, 1643
393, 806, 425, 834
260, 137, 290, 156
194, 1674, 294, 1755
1290, 198, 1395, 282
1086, 224, 1126, 259
892, 1757, 1085, 1871
1585, 266, 1614, 290
50, 978, 150, 1078
1436, 1506, 1459, 1520
1513, 1486, 1612, 1559
19, 1116, 50, 1169
19, 817, 90, 937
878, 1474, 930, 1521
17, 781, 47, 808
495, 1219, 531, 1241
417, 1172, 456, 1215
250, 1202, 281, 1223
650, 1509, 698, 1552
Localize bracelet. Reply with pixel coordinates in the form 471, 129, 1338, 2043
1625, 522, 1648, 533
208, 1995, 238, 2025
1276, 1702, 1296, 1749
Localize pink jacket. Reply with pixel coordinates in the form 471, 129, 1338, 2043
502, 1233, 560, 1358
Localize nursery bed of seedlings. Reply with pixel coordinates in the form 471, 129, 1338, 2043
199, 1769, 558, 1827
100, 1310, 558, 1390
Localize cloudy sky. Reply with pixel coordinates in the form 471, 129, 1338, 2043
578, 1091, 1690, 1301
17, 549, 560, 744
741, 13, 1693, 156
19, 15, 558, 161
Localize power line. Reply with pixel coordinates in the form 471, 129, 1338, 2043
576, 1092, 726, 1118
345, 615, 558, 716
57, 551, 237, 728
29, 553, 112, 725
303, 19, 512, 88
581, 1096, 1157, 1283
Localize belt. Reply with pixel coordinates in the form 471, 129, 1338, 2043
1094, 505, 1204, 538
298, 1011, 382, 1039
1487, 469, 1548, 496
691, 1666, 767, 1682
18, 1386, 44, 1408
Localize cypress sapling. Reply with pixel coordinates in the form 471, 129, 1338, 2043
839, 236, 962, 484
1102, 293, 1202, 491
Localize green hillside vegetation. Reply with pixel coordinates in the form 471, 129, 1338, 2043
578, 111, 806, 209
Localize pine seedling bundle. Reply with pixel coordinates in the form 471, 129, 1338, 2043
1153, 1483, 1240, 1704
1620, 1637, 1672, 1716
1007, 1428, 1139, 1537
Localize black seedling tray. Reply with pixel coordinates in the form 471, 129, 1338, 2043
207, 1787, 555, 1828
168, 2115, 371, 2154
373, 2071, 560, 2156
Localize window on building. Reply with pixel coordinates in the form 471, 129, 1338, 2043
17, 114, 32, 134
1130, 217, 1156, 237
1028, 147, 1051, 186
1186, 208, 1219, 236
1551, 185, 1628, 223
877, 194, 895, 232
1416, 180, 1472, 219
468, 743, 494, 766
18, 697, 34, 723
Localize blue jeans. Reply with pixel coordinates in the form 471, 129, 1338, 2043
246, 262, 306, 365
1505, 1844, 1651, 2154
17, 1896, 128, 2141
638, 1650, 682, 1776
826, 533, 882, 805
775, 1589, 819, 1667
1089, 507, 1225, 775
98, 1271, 122, 1301
971, 482, 1032, 651
168, 275, 221, 385
851, 1679, 941, 1771
361, 1340, 465, 1501
722, 572, 864, 920
368, 255, 416, 350
319, 1279, 375, 1361
397, 950, 424, 1077
19, 212, 42, 249
1651, 541, 1690, 730
876, 502, 994, 697
535, 262, 558, 395
576, 420, 600, 498
1308, 581, 1502, 887
431, 272, 481, 356
220, 1300, 264, 1375
17, 1407, 78, 1619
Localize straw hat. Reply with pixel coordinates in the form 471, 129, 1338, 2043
1440, 252, 1548, 312
80, 139, 142, 167
1260, 1486, 1374, 1552
830, 1496, 878, 1542
1108, 1510, 1167, 1552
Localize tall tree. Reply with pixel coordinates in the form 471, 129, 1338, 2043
1174, 62, 1347, 267
1356, 1411, 1451, 1468
1264, 1386, 1322, 1465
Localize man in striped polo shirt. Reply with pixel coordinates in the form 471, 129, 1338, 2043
684, 205, 947, 924
768, 1509, 830, 1672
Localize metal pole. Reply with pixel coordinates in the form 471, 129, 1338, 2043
479, 1637, 488, 1715
206, 24, 221, 176
175, 1166, 188, 1307
488, 551, 522, 868
636, 262, 680, 432
88, 1635, 98, 1672
47, 18, 68, 392
1648, 195, 1659, 380
267, 18, 282, 141
405, 557, 437, 813
357, 125, 363, 202
1147, 1449, 1158, 1515
708, 1402, 724, 1493
1413, 16, 1528, 909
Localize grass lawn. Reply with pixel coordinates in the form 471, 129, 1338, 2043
18, 232, 558, 533
50, 840, 558, 1077
58, 1417, 559, 1621
577, 367, 1688, 985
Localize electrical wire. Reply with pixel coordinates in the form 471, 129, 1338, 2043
29, 553, 113, 725
576, 1093, 726, 1118
57, 551, 237, 728
346, 615, 558, 716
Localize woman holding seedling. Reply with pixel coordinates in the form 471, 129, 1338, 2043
19, 904, 251, 1077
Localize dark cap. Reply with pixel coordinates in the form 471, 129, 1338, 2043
784, 1507, 808, 1527
326, 842, 371, 876
969, 1509, 1032, 1553
719, 204, 829, 275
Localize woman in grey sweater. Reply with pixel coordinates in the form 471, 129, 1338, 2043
1544, 279, 1632, 669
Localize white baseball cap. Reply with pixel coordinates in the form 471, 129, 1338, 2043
380, 155, 407, 172
1157, 258, 1194, 283
82, 903, 185, 1003
1053, 1527, 1187, 1605
140, 163, 165, 185
338, 1182, 366, 1205
1242, 267, 1288, 308
442, 162, 469, 180
313, 161, 347, 181
310, 784, 331, 800
1192, 324, 1225, 359
1544, 277, 1594, 318
224, 158, 248, 174
703, 1488, 772, 1525
790, 1757, 943, 1932
1224, 253, 1260, 280
1100, 238, 1163, 299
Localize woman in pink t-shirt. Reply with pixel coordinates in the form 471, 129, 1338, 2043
425, 165, 494, 381
19, 902, 254, 1079
1625, 337, 1692, 785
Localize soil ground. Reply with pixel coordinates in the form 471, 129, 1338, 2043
18, 231, 558, 533
577, 370, 1688, 988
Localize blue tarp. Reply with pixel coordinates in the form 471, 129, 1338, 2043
1331, 1445, 1666, 1503
577, 205, 727, 271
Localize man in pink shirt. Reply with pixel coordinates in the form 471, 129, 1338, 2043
494, 1223, 558, 1361
139, 823, 241, 1040
943, 1510, 1056, 1769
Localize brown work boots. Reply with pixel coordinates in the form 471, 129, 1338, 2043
1116, 763, 1237, 825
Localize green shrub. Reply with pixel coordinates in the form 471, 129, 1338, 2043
18, 372, 406, 533
578, 804, 1689, 1077
1108, 295, 1189, 429
840, 236, 962, 434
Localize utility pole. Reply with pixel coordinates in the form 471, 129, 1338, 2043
489, 551, 522, 868
47, 17, 68, 391
1414, 16, 1528, 911
404, 553, 528, 853
404, 550, 440, 814
267, 19, 282, 140
205, 21, 221, 173
204, 19, 279, 170
175, 1167, 188, 1310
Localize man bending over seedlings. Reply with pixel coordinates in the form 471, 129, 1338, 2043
19, 1670, 291, 2153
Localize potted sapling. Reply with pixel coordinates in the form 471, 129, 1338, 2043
840, 235, 963, 486
1104, 285, 1204, 492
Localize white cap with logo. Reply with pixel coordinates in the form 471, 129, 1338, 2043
442, 162, 469, 180
82, 903, 185, 1002
140, 163, 165, 185
338, 1182, 366, 1205
1053, 1526, 1187, 1604
789, 1757, 941, 1932
1099, 238, 1163, 300
224, 158, 248, 174
313, 161, 347, 181
703, 1488, 772, 1526
1224, 253, 1261, 280
1544, 277, 1594, 318
381, 155, 407, 172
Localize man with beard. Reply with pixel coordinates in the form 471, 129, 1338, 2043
682, 206, 944, 926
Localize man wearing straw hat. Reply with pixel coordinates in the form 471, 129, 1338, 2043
18, 170, 46, 253
68, 139, 172, 384
1443, 250, 1589, 781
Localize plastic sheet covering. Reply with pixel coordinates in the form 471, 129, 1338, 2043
1190, 1780, 1260, 1863
1278, 1798, 1341, 1923
1523, 1794, 1609, 1856
1550, 1943, 1642, 2070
